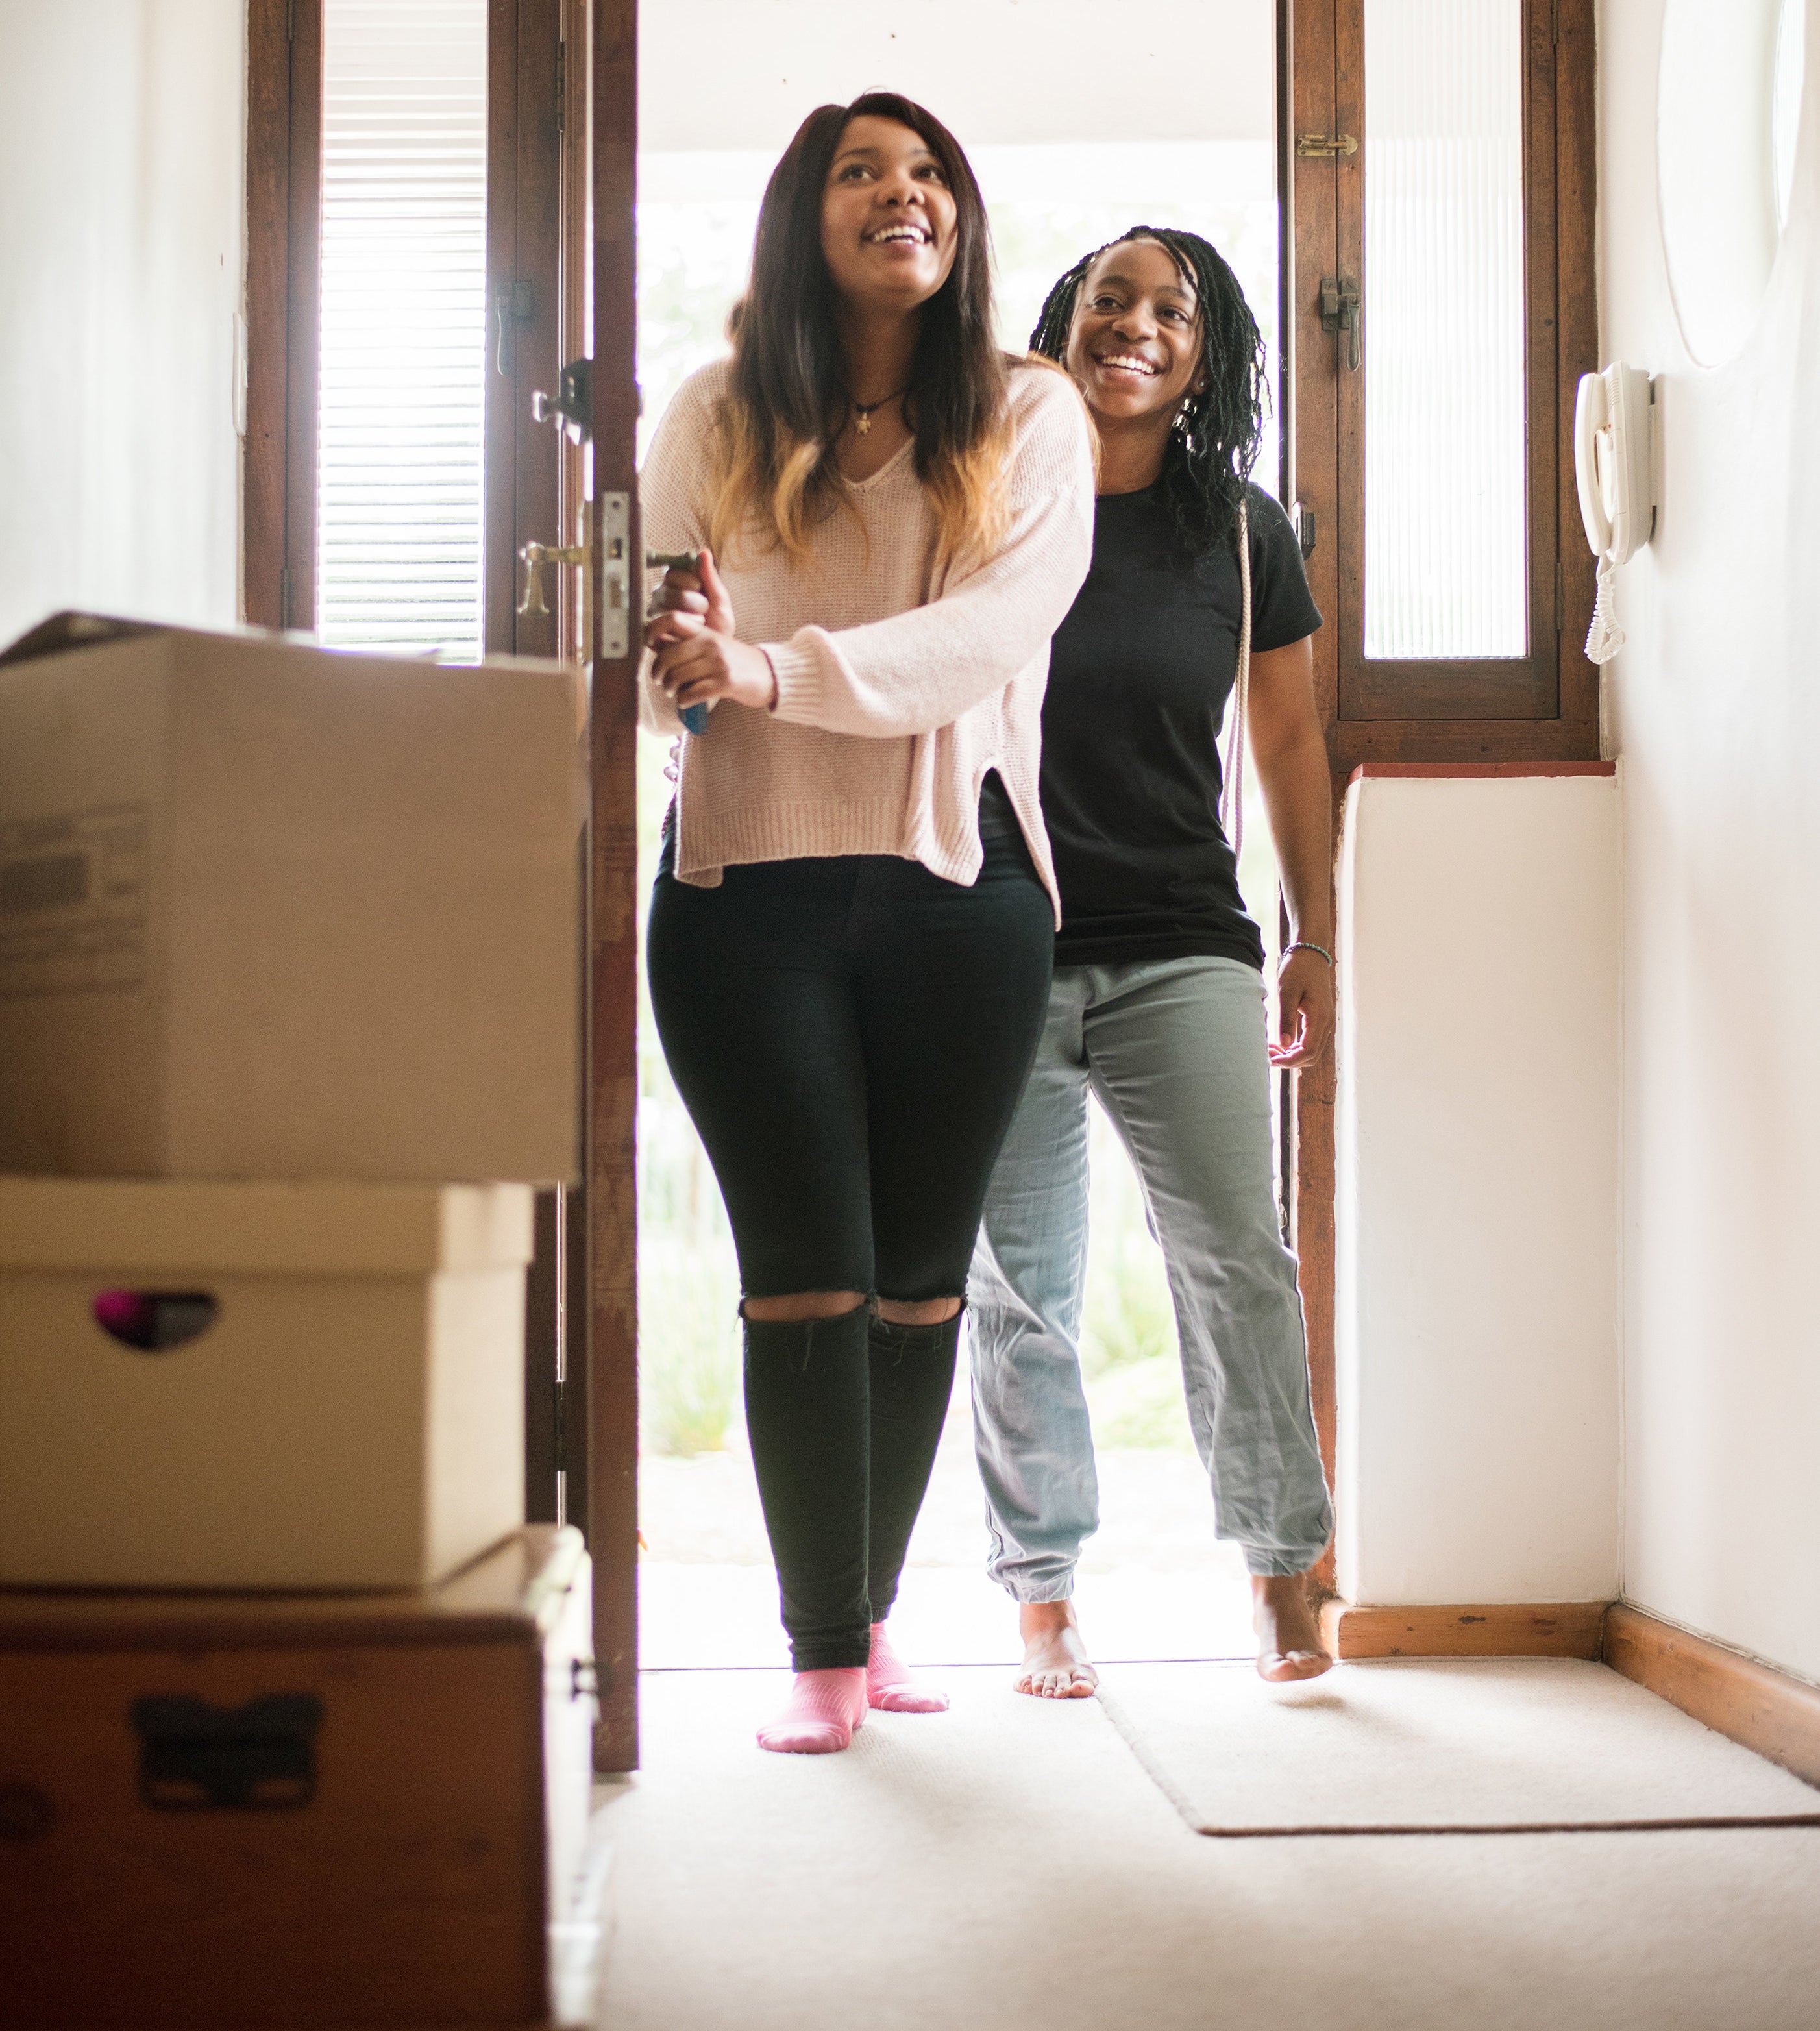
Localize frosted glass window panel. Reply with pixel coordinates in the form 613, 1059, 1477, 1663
319, 0, 487, 659
1774, 0, 1804, 233
1362, 0, 1527, 661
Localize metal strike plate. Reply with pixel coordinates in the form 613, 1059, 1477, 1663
598, 491, 630, 660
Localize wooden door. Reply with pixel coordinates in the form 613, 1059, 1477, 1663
582, 0, 641, 1775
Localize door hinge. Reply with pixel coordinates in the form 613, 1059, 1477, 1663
555, 40, 565, 132
1555, 560, 1566, 633
287, 0, 294, 40
553, 1378, 566, 1470
279, 565, 292, 629
532, 356, 593, 441
1292, 500, 1317, 560
1552, 0, 1561, 46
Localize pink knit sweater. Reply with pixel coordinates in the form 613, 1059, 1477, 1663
637, 359, 1095, 920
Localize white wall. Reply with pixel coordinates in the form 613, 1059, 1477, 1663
1336, 772, 1623, 1606
1600, 0, 1820, 1682
639, 0, 1273, 154
0, 0, 246, 647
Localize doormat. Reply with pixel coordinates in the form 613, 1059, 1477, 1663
1096, 1657, 1820, 1836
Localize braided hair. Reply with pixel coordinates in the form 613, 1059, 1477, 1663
1029, 226, 1267, 563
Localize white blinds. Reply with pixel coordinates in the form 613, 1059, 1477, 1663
1362, 0, 1527, 661
317, 0, 487, 659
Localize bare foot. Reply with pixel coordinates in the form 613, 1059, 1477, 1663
1252, 1573, 1333, 1683
1015, 1600, 1098, 1699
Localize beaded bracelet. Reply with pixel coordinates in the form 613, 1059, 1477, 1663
1281, 940, 1334, 967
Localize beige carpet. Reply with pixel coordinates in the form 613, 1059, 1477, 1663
1096, 1657, 1820, 1835
594, 1663, 1820, 2031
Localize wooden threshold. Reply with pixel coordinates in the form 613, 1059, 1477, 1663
1349, 761, 1617, 783
1605, 1605, 1820, 1791
1320, 1599, 1609, 1660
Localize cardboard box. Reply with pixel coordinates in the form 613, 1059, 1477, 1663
0, 613, 581, 1183
0, 1176, 533, 1589
0, 1527, 598, 2028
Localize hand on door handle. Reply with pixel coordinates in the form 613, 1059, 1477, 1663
519, 539, 587, 619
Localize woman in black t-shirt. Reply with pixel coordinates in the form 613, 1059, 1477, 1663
970, 228, 1336, 1695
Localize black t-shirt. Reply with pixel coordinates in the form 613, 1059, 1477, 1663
1041, 479, 1322, 970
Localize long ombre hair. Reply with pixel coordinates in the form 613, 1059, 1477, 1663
705, 92, 1013, 574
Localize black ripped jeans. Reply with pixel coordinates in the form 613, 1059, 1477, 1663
647, 778, 1054, 1668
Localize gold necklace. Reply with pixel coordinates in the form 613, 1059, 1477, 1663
850, 386, 908, 436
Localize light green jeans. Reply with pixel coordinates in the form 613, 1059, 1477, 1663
969, 955, 1333, 1592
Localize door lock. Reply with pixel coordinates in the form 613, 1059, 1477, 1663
1319, 275, 1362, 373
1296, 133, 1359, 158
597, 492, 630, 659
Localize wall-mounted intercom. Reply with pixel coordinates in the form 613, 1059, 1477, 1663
1573, 363, 1657, 663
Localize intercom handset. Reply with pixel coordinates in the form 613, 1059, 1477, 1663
1573, 363, 1656, 664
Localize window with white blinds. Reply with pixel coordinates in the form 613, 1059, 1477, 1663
317, 0, 487, 659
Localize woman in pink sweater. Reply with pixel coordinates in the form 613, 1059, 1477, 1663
640, 92, 1094, 1755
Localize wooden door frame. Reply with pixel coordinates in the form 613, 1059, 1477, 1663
247, 0, 1598, 1762
1283, 0, 1598, 1592
584, 0, 641, 1775
244, 0, 320, 632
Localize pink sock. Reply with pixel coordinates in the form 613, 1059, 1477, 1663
756, 1668, 868, 1755
867, 1622, 950, 1714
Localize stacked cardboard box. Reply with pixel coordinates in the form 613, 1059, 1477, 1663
0, 615, 595, 2023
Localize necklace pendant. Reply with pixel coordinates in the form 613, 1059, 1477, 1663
855, 411, 871, 436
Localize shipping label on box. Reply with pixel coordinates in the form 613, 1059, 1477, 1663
0, 802, 151, 998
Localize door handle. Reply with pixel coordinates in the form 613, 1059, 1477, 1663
519, 539, 587, 619
494, 282, 535, 375
1319, 275, 1362, 373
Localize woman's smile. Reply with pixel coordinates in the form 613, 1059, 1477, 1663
1092, 349, 1164, 381
863, 220, 933, 248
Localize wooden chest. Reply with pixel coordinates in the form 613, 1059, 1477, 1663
0, 1528, 598, 2028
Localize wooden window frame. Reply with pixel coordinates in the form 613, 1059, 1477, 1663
1288, 0, 1599, 774
1283, 0, 1597, 1590
1335, 0, 1562, 722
